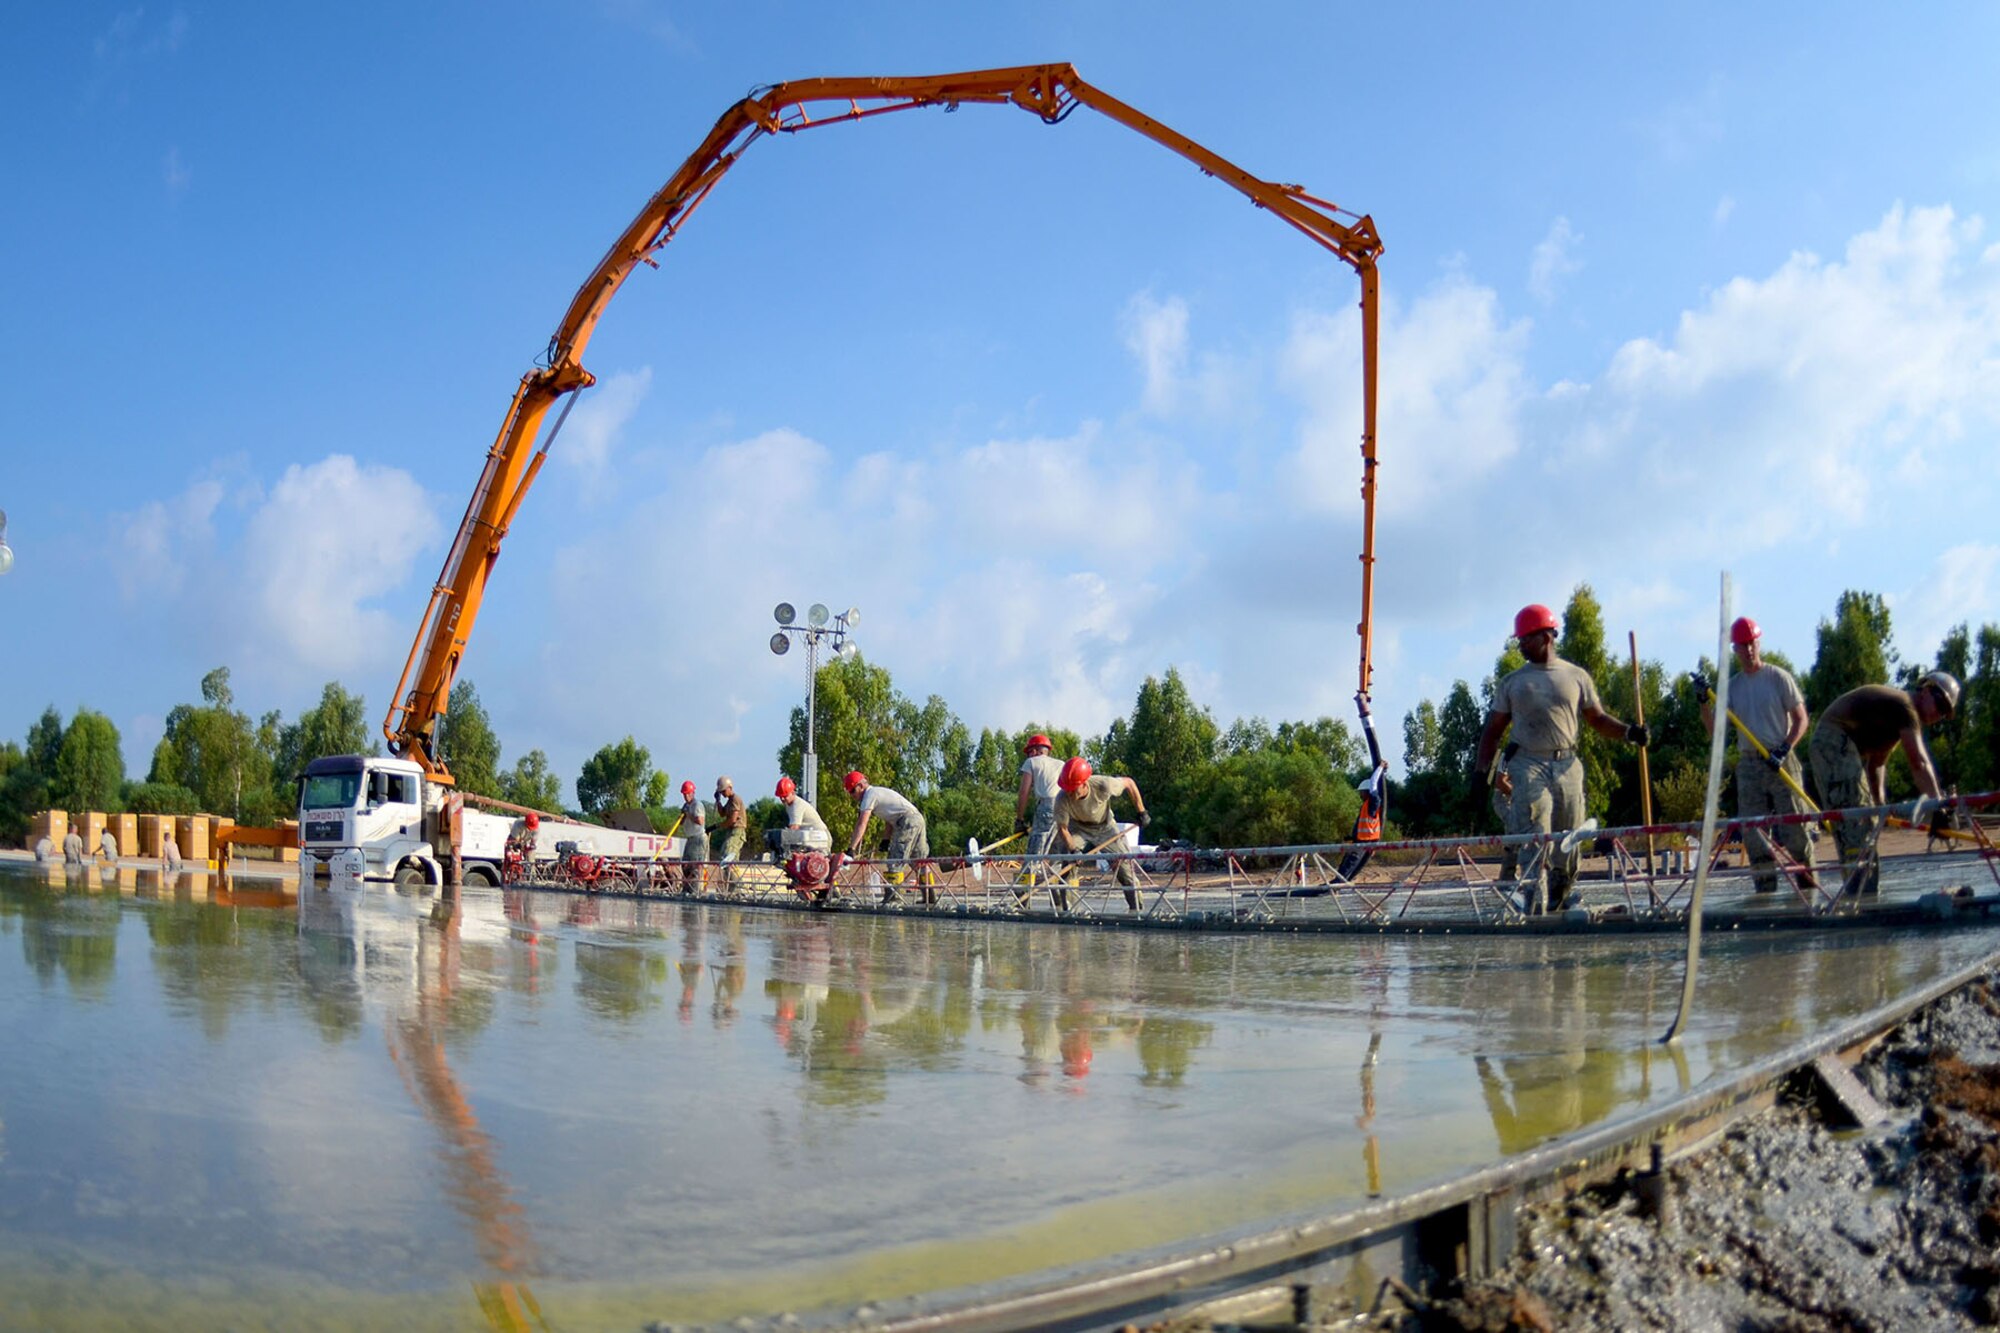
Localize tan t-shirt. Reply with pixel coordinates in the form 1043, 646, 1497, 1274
1729, 664, 1805, 751
1493, 657, 1602, 754
1055, 774, 1128, 829
1821, 685, 1920, 763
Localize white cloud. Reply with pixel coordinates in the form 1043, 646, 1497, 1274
560, 367, 652, 480
112, 455, 440, 697
1891, 543, 2000, 666
1528, 216, 1582, 304
1122, 291, 1188, 416
1713, 195, 1736, 229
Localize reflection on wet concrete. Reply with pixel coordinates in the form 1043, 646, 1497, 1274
0, 860, 1996, 1329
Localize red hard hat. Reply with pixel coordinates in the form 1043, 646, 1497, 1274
1513, 604, 1558, 639
524, 812, 540, 828
680, 779, 696, 798
844, 770, 867, 794
1059, 757, 1092, 792
1730, 616, 1761, 647
775, 776, 796, 800
1023, 733, 1052, 754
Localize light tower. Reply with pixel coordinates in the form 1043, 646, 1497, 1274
769, 602, 859, 808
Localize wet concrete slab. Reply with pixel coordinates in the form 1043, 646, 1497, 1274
0, 861, 1995, 1329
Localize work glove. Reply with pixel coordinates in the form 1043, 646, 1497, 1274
1626, 722, 1651, 748
1013, 814, 1030, 835
1135, 810, 1151, 829
1766, 741, 1792, 768
1689, 671, 1712, 698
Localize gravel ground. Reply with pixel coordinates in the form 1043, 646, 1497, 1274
1398, 968, 2000, 1332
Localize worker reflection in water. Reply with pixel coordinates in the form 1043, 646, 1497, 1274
677, 779, 707, 891
712, 776, 748, 865
1809, 671, 1957, 895
1698, 615, 1816, 893
1052, 757, 1149, 913
840, 770, 929, 904
1474, 604, 1649, 914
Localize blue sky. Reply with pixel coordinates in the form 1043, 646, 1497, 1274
6, 4, 2000, 806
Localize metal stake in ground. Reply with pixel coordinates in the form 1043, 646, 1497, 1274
1630, 630, 1656, 878
1665, 571, 1733, 1045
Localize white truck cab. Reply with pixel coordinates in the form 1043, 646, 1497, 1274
299, 753, 680, 889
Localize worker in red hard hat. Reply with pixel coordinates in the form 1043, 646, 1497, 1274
1809, 670, 1958, 895
1014, 731, 1065, 866
768, 775, 830, 858
676, 778, 708, 891
841, 771, 931, 904
1474, 602, 1650, 913
1052, 756, 1149, 912
1695, 615, 1815, 893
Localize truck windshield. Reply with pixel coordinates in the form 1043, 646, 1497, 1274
301, 773, 361, 810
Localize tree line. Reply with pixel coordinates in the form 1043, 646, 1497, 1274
1393, 585, 2000, 838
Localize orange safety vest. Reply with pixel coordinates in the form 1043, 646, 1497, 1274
1354, 790, 1383, 842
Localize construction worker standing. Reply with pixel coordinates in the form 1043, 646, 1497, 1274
712, 777, 748, 864
1697, 616, 1815, 892
677, 779, 708, 888
1473, 604, 1650, 913
1014, 734, 1064, 859
1808, 672, 1957, 894
1052, 757, 1149, 912
842, 771, 929, 902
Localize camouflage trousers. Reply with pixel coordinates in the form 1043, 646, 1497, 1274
1506, 752, 1585, 912
713, 827, 746, 864
1808, 723, 1878, 885
1735, 752, 1813, 890
1026, 800, 1058, 857
884, 815, 930, 864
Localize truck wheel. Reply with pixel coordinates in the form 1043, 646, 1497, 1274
393, 862, 427, 888
462, 865, 497, 888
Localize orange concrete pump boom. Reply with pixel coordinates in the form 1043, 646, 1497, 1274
384, 63, 1383, 779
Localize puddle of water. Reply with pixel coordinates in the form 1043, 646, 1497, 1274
0, 860, 1992, 1327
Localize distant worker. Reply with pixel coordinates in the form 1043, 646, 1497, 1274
32, 835, 53, 863
1014, 733, 1064, 858
163, 832, 183, 871
677, 779, 708, 890
769, 775, 830, 854
1473, 604, 1650, 914
1696, 616, 1815, 893
99, 828, 119, 862
1052, 757, 1150, 912
63, 828, 85, 865
712, 777, 748, 865
1808, 672, 1957, 895
841, 771, 930, 904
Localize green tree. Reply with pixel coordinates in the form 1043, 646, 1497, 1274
1960, 624, 2000, 793
1183, 748, 1361, 849
1094, 667, 1218, 839
436, 679, 501, 798
26, 705, 63, 776
49, 710, 125, 813
499, 749, 563, 812
778, 653, 912, 848
576, 737, 658, 815
1556, 584, 1619, 822
149, 668, 277, 822
1924, 624, 1973, 788
1402, 700, 1442, 775
1807, 590, 1894, 712
0, 741, 38, 845
275, 682, 373, 799
123, 782, 202, 816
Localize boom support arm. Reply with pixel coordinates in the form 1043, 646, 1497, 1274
385, 64, 1383, 778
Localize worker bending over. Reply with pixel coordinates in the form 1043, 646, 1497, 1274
1809, 672, 1957, 895
842, 771, 932, 904
1052, 757, 1149, 913
769, 775, 830, 854
1474, 603, 1649, 914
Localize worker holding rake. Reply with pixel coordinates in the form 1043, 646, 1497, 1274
1696, 616, 1816, 893
1052, 757, 1149, 912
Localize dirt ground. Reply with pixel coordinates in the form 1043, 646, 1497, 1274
1380, 968, 2000, 1332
